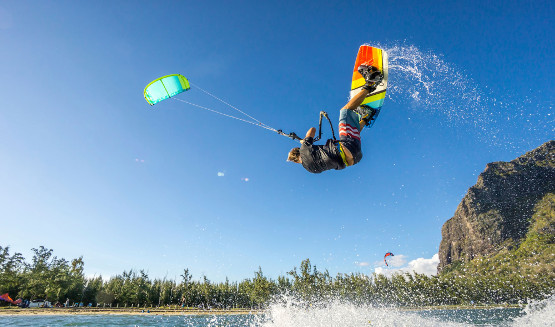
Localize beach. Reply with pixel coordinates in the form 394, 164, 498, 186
0, 307, 259, 316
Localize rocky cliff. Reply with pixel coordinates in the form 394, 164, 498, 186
437, 140, 555, 273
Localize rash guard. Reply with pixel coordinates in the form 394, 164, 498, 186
300, 137, 345, 174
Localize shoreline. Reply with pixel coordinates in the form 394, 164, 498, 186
0, 304, 524, 316
0, 307, 261, 316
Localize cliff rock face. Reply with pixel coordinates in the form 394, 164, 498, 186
437, 140, 555, 273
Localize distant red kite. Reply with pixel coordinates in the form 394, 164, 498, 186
384, 252, 394, 266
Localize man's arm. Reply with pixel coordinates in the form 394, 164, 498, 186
306, 127, 316, 138
301, 127, 316, 144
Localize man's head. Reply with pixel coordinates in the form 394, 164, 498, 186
287, 147, 301, 164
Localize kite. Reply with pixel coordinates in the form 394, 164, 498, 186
0, 293, 16, 305
384, 252, 394, 266
144, 74, 190, 105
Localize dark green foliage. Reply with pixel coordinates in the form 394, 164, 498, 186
1, 245, 554, 308
0, 246, 85, 305
0, 246, 24, 298
439, 193, 555, 304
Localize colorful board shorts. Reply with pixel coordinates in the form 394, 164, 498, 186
338, 109, 363, 165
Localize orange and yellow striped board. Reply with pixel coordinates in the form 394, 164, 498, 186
350, 45, 388, 111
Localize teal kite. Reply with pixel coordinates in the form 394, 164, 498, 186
144, 74, 190, 105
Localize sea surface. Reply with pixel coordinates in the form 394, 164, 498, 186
1, 295, 553, 327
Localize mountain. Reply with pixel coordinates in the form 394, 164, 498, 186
438, 140, 555, 274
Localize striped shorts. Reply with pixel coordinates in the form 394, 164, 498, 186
339, 109, 361, 140
338, 109, 363, 165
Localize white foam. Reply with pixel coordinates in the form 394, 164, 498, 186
511, 294, 555, 327
249, 293, 555, 327
255, 295, 464, 327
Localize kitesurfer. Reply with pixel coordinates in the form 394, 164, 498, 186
287, 65, 383, 173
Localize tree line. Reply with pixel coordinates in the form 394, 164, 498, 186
1, 245, 553, 308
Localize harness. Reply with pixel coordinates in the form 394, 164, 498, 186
315, 111, 351, 167
278, 111, 351, 166
336, 142, 351, 167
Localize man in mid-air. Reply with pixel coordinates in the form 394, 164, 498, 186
287, 65, 383, 174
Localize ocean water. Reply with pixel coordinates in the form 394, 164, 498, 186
1, 295, 553, 327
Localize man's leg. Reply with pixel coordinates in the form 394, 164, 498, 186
340, 88, 371, 131
341, 88, 371, 111
342, 64, 384, 130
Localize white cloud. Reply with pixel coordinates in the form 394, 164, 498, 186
217, 172, 225, 177
408, 254, 440, 276
386, 254, 407, 267
374, 266, 393, 277
355, 261, 370, 267
374, 253, 439, 277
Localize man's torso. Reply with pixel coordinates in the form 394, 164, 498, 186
300, 137, 345, 174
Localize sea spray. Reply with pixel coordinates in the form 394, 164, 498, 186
250, 292, 555, 327
372, 42, 553, 150
510, 293, 555, 327
382, 43, 484, 122
255, 294, 464, 327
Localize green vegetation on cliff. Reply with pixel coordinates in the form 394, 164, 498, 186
439, 193, 555, 300
441, 193, 554, 276
439, 140, 554, 271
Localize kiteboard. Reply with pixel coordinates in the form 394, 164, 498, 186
350, 45, 388, 127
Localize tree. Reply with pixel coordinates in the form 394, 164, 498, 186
0, 246, 25, 299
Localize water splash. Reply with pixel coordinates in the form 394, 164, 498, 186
373, 42, 553, 150
510, 293, 555, 326
252, 293, 555, 327
256, 297, 463, 327
383, 44, 484, 121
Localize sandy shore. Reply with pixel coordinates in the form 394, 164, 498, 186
0, 307, 260, 316
0, 304, 523, 316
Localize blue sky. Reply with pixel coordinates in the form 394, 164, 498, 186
0, 0, 552, 282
